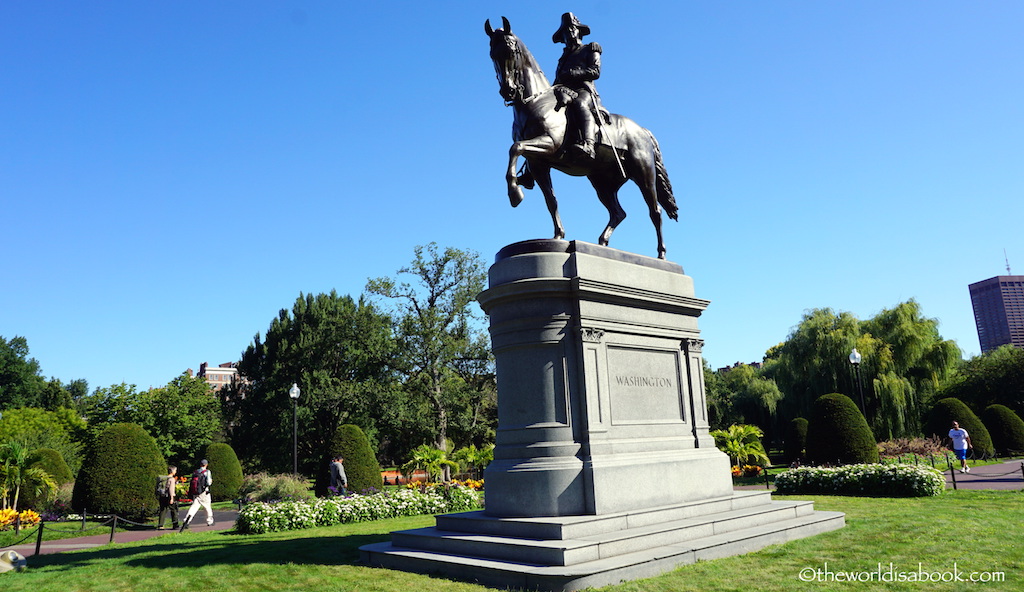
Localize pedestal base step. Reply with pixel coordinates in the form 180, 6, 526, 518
360, 493, 844, 591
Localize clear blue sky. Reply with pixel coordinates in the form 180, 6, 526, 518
3, 2, 1022, 392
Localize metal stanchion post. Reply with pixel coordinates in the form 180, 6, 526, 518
109, 516, 118, 543
35, 522, 45, 556
949, 465, 957, 490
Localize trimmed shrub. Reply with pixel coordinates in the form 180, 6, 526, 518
806, 393, 878, 465
20, 448, 74, 510
71, 423, 166, 520
204, 442, 243, 501
981, 404, 1024, 455
774, 464, 945, 497
784, 417, 809, 463
924, 397, 995, 458
315, 424, 383, 496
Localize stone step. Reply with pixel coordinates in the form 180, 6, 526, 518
361, 510, 846, 592
436, 489, 773, 540
392, 499, 815, 567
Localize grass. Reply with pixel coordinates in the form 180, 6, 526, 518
2, 490, 1022, 592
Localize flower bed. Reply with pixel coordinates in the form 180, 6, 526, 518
0, 509, 41, 530
774, 463, 945, 497
236, 483, 482, 534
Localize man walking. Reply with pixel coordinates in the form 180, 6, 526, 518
180, 459, 214, 531
156, 465, 179, 530
329, 455, 348, 495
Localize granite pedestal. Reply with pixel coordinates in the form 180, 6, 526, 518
361, 240, 844, 590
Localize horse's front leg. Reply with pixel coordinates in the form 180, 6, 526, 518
530, 165, 564, 240
506, 136, 557, 207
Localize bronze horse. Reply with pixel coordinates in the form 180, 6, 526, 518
486, 17, 679, 259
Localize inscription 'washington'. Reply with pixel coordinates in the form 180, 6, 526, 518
615, 375, 674, 388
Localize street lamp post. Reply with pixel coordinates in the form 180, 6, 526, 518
849, 348, 866, 415
289, 383, 301, 475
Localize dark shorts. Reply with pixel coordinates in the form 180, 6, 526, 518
954, 448, 968, 461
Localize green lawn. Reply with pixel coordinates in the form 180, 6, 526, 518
3, 490, 1021, 592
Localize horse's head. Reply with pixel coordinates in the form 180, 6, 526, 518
485, 17, 525, 104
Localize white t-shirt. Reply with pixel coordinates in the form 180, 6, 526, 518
949, 427, 970, 450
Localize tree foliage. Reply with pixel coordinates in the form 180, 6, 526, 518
763, 301, 959, 440
71, 423, 166, 519
0, 440, 58, 512
805, 393, 879, 465
939, 345, 1024, 417
0, 336, 46, 410
366, 243, 492, 471
228, 291, 400, 474
784, 417, 809, 463
0, 407, 88, 474
84, 375, 222, 465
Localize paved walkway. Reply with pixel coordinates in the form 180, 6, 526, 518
943, 459, 1024, 490
2, 508, 239, 557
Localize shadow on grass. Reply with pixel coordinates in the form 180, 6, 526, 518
24, 531, 390, 572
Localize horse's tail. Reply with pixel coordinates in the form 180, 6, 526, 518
650, 132, 679, 221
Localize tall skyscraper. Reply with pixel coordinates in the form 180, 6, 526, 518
969, 275, 1024, 353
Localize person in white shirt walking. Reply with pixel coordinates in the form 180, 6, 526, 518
948, 421, 973, 473
180, 459, 214, 531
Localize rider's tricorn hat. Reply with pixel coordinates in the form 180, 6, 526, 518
552, 12, 590, 43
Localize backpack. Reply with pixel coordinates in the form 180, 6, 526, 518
155, 476, 170, 498
189, 468, 209, 497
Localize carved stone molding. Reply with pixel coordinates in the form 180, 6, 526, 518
684, 338, 704, 353
581, 327, 605, 343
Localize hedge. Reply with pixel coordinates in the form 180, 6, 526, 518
315, 424, 383, 496
204, 442, 244, 501
806, 393, 878, 465
925, 397, 995, 458
775, 464, 945, 497
71, 423, 166, 520
981, 404, 1024, 455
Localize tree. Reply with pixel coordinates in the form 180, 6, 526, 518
366, 243, 490, 480
0, 336, 46, 410
0, 407, 88, 474
709, 424, 770, 467
228, 291, 400, 474
71, 423, 166, 519
0, 441, 57, 512
805, 393, 879, 465
451, 443, 494, 479
764, 301, 960, 440
400, 444, 459, 483
716, 364, 783, 439
84, 376, 222, 465
783, 417, 809, 464
20, 448, 73, 510
939, 345, 1024, 417
39, 378, 74, 411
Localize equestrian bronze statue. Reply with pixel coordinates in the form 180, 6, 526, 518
485, 14, 679, 259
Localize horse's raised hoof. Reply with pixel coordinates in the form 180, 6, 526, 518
509, 185, 525, 208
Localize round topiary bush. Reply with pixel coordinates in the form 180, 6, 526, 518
19, 447, 74, 510
981, 404, 1024, 455
315, 424, 383, 496
71, 423, 166, 520
924, 397, 995, 458
204, 442, 244, 501
784, 417, 809, 464
806, 393, 879, 465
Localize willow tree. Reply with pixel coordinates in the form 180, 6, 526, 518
764, 300, 960, 440
366, 243, 490, 479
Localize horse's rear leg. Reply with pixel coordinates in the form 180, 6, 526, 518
636, 168, 667, 259
591, 179, 626, 247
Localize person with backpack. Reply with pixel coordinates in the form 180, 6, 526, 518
155, 464, 180, 530
180, 459, 214, 531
